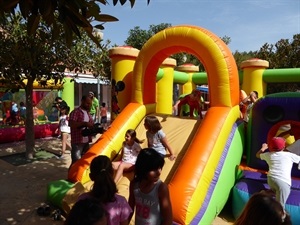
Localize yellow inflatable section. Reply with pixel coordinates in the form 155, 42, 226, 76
133, 26, 240, 224
133, 25, 239, 108
67, 25, 242, 224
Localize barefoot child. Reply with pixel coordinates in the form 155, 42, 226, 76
112, 129, 143, 183
56, 105, 71, 157
144, 116, 176, 161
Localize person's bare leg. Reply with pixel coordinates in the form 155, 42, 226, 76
66, 134, 71, 150
61, 133, 68, 155
114, 162, 133, 183
112, 161, 121, 170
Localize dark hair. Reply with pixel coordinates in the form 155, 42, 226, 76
134, 148, 165, 182
144, 116, 162, 133
81, 95, 91, 101
89, 155, 117, 203
234, 192, 291, 225
60, 105, 70, 114
192, 89, 201, 97
55, 97, 62, 102
101, 102, 106, 107
20, 102, 25, 107
126, 129, 144, 144
64, 198, 106, 225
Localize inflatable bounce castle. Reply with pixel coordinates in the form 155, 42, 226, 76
47, 25, 300, 224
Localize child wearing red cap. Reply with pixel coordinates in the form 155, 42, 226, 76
256, 137, 300, 210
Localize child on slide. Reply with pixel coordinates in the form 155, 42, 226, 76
144, 115, 176, 161
112, 129, 143, 183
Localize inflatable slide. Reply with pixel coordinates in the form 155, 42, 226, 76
48, 25, 244, 224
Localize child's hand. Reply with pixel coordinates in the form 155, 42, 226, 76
168, 154, 176, 161
261, 143, 268, 151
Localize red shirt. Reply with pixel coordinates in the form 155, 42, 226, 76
69, 107, 93, 144
100, 106, 107, 117
178, 95, 202, 117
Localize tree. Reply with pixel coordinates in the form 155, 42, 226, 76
233, 51, 256, 70
125, 23, 172, 50
254, 34, 300, 69
0, 0, 150, 159
69, 31, 112, 79
0, 0, 151, 45
0, 12, 110, 158
289, 34, 300, 68
253, 34, 300, 93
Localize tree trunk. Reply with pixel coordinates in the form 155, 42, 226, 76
25, 77, 35, 159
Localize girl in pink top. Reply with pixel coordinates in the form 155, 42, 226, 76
78, 155, 132, 225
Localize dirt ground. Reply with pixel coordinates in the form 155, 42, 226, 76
0, 137, 234, 225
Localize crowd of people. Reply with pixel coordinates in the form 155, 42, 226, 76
64, 88, 300, 224
0, 101, 27, 125
63, 107, 177, 224
66, 148, 173, 225
1, 99, 50, 125
55, 93, 108, 164
3, 87, 297, 224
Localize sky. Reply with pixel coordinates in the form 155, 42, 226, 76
99, 0, 300, 52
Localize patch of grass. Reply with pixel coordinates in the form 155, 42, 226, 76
0, 150, 56, 166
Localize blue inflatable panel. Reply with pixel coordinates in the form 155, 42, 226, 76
232, 171, 300, 224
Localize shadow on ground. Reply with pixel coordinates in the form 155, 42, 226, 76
0, 138, 69, 225
0, 137, 234, 225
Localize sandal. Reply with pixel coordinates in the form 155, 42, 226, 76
36, 205, 52, 217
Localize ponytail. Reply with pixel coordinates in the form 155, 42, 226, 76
134, 137, 144, 144
89, 156, 117, 203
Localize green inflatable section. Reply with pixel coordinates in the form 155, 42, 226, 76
47, 179, 74, 208
200, 122, 244, 224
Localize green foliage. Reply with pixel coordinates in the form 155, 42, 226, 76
0, 12, 111, 88
0, 0, 150, 158
70, 32, 111, 80
266, 83, 300, 94
125, 23, 172, 50
0, 12, 111, 157
233, 51, 256, 70
0, 0, 151, 45
252, 34, 300, 93
124, 26, 150, 50
0, 13, 69, 89
221, 35, 231, 45
254, 34, 300, 69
